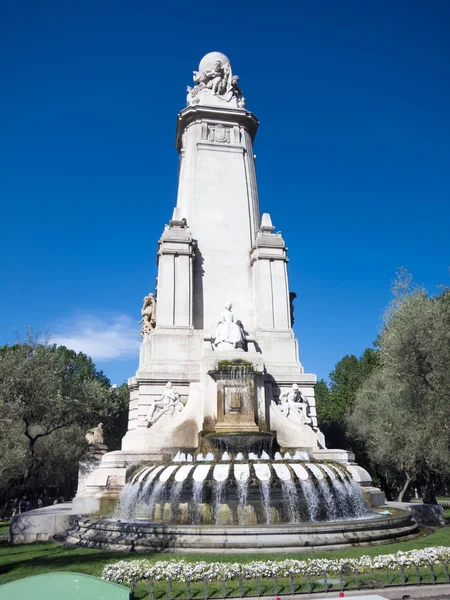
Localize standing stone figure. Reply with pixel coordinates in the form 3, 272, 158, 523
145, 382, 184, 428
85, 423, 104, 445
213, 302, 246, 351
139, 293, 157, 337
279, 384, 311, 425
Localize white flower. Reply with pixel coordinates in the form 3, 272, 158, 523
100, 546, 450, 583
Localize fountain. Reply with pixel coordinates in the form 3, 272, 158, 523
68, 52, 418, 551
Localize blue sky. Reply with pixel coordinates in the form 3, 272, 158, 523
1, 0, 449, 384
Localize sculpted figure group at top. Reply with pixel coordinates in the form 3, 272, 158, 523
187, 59, 245, 107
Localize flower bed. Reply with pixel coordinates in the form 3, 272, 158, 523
101, 546, 450, 583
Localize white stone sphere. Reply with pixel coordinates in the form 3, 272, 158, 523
199, 52, 231, 73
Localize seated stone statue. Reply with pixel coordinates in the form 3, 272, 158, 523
213, 302, 246, 351
145, 382, 184, 428
85, 423, 104, 445
278, 384, 311, 425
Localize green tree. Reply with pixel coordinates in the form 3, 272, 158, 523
348, 271, 450, 503
316, 349, 379, 449
0, 334, 129, 510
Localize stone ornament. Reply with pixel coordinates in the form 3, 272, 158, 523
208, 124, 230, 143
85, 423, 104, 445
213, 301, 246, 351
145, 382, 184, 428
278, 384, 312, 426
139, 293, 157, 337
187, 52, 245, 108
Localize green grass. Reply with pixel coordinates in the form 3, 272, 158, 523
1, 528, 450, 598
0, 522, 9, 535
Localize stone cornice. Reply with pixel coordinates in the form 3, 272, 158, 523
176, 105, 259, 151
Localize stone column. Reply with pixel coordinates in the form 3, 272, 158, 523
251, 213, 291, 331
156, 208, 194, 328
175, 105, 260, 331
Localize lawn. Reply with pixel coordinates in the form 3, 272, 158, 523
1, 527, 450, 598
0, 523, 9, 536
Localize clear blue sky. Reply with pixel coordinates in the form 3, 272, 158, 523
1, 0, 449, 384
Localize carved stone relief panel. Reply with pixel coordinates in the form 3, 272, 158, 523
208, 124, 231, 144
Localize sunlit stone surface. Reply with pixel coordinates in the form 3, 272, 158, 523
66, 52, 415, 552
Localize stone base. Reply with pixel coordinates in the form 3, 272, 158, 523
66, 510, 419, 553
9, 503, 73, 544
72, 450, 155, 516
387, 501, 445, 527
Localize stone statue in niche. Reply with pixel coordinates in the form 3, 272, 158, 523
278, 384, 312, 425
187, 57, 245, 108
213, 301, 246, 351
139, 293, 157, 337
145, 382, 184, 428
85, 423, 104, 445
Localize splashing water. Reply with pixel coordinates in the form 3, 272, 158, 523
300, 479, 320, 522
213, 480, 226, 524
115, 482, 139, 520
236, 478, 249, 524
343, 477, 371, 517
146, 480, 166, 521
329, 477, 352, 519
192, 480, 204, 524
319, 480, 337, 520
259, 480, 271, 524
281, 480, 300, 523
170, 481, 184, 521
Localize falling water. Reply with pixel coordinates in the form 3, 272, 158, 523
329, 477, 352, 519
281, 480, 300, 523
319, 480, 337, 520
213, 480, 226, 524
343, 478, 370, 517
259, 480, 271, 524
146, 480, 166, 521
236, 478, 249, 524
192, 480, 204, 524
170, 481, 184, 521
300, 480, 320, 522
115, 482, 139, 520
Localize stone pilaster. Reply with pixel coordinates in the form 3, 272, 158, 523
156, 208, 194, 329
251, 213, 290, 331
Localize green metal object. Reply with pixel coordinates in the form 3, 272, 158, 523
0, 572, 131, 599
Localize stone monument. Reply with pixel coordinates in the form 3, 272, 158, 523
72, 51, 382, 518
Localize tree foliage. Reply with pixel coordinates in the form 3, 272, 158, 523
0, 333, 129, 510
347, 270, 450, 502
316, 349, 379, 449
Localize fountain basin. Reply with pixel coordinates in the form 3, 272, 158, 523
67, 510, 419, 553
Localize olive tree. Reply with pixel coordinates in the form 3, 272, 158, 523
348, 271, 450, 503
0, 334, 129, 510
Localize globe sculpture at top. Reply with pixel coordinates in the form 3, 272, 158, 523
187, 51, 245, 108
